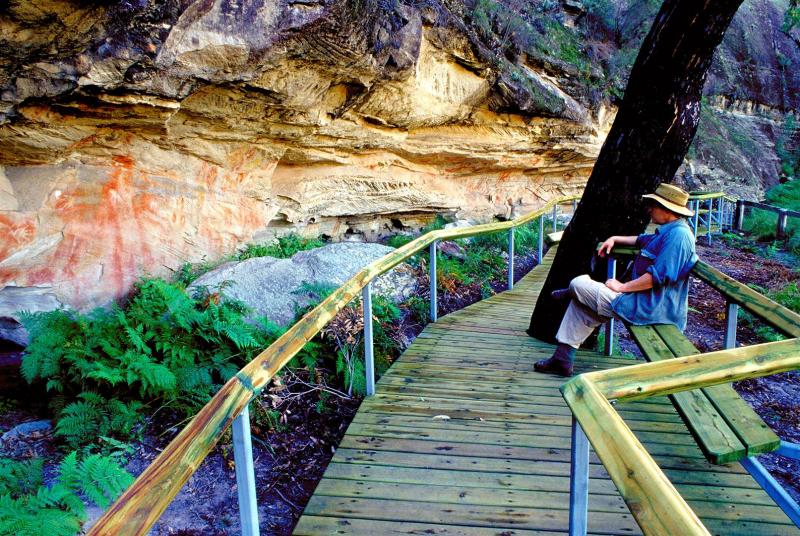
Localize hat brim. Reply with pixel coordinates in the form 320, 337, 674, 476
642, 193, 694, 217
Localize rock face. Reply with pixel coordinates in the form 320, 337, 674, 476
0, 0, 797, 324
0, 0, 603, 318
187, 243, 417, 326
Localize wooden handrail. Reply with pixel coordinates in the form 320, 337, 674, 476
738, 199, 800, 218
570, 236, 800, 535
88, 195, 580, 535
692, 261, 800, 338
563, 339, 800, 536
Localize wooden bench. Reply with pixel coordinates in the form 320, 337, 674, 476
599, 245, 785, 465
626, 322, 780, 464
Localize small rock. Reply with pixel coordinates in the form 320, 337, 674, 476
1, 420, 52, 443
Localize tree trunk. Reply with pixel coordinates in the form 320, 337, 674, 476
528, 0, 744, 342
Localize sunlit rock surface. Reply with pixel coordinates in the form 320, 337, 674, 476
0, 0, 797, 319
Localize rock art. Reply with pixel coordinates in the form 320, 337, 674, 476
0, 0, 796, 321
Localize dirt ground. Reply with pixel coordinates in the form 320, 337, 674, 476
1, 239, 799, 533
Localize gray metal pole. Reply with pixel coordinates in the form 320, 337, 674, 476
693, 201, 700, 236
740, 457, 800, 527
552, 205, 558, 233
233, 406, 260, 536
538, 217, 544, 264
724, 301, 738, 350
717, 197, 724, 232
777, 210, 789, 239
569, 416, 590, 536
736, 200, 745, 231
508, 227, 515, 290
707, 199, 713, 244
362, 283, 375, 396
604, 258, 616, 356
429, 241, 437, 322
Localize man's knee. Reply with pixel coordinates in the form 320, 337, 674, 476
569, 274, 592, 293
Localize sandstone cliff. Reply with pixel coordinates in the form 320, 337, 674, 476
0, 0, 797, 332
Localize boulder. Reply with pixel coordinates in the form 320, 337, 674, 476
188, 243, 417, 326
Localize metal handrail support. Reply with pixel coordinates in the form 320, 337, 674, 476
508, 227, 515, 290
430, 240, 438, 322
362, 283, 375, 396
232, 407, 259, 536
604, 257, 616, 356
724, 301, 738, 349
538, 216, 544, 264
569, 417, 590, 536
740, 456, 800, 527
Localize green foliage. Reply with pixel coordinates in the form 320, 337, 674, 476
784, 0, 800, 31
237, 234, 325, 261
20, 278, 269, 449
741, 180, 800, 254
740, 281, 800, 342
55, 393, 143, 451
0, 452, 133, 536
387, 234, 415, 249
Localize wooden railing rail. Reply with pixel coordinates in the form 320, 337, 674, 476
572, 234, 800, 535
562, 339, 800, 536
88, 194, 581, 536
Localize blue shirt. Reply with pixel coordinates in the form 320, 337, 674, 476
611, 219, 698, 331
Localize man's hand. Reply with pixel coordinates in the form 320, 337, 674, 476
598, 237, 616, 257
605, 278, 625, 292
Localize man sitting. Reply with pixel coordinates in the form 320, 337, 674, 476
535, 183, 699, 377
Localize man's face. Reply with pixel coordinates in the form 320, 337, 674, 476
647, 203, 673, 224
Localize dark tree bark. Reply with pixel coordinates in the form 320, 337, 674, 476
528, 0, 744, 341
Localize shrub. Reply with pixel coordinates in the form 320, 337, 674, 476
237, 234, 325, 261
20, 278, 270, 449
0, 452, 133, 536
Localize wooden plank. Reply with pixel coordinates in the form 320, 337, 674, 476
653, 324, 780, 457
627, 325, 746, 464
303, 496, 642, 535
294, 515, 568, 536
311, 478, 796, 526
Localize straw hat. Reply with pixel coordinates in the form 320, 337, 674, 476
642, 183, 694, 217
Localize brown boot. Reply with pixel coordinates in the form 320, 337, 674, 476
534, 344, 576, 377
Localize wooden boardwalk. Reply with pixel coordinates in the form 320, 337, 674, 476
294, 251, 799, 535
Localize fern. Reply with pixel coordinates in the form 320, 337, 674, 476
0, 452, 132, 536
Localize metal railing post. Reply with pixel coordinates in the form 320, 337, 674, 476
233, 406, 260, 536
776, 441, 800, 460
777, 209, 789, 239
604, 257, 616, 356
717, 197, 724, 232
538, 216, 544, 264
740, 457, 800, 527
362, 283, 375, 396
736, 200, 745, 231
724, 301, 738, 350
707, 199, 713, 244
552, 204, 558, 233
429, 240, 438, 322
508, 227, 515, 290
692, 201, 700, 236
569, 416, 589, 536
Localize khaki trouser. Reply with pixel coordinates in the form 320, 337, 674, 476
555, 275, 621, 349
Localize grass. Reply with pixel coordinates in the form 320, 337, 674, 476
741, 180, 800, 254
